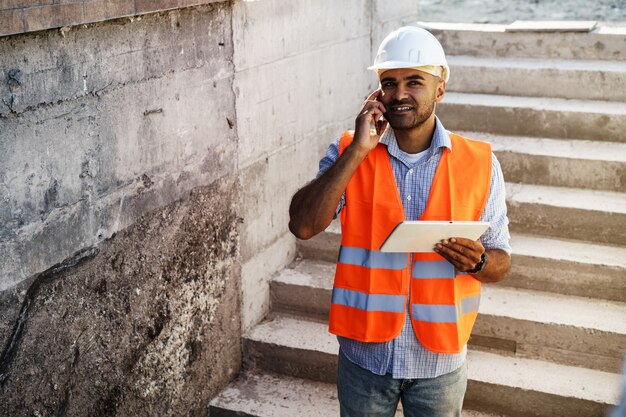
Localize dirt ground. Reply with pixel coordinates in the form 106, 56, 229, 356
418, 0, 626, 24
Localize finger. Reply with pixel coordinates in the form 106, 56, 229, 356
361, 105, 385, 122
434, 243, 476, 270
366, 89, 382, 101
435, 243, 464, 262
373, 100, 386, 115
449, 237, 484, 251
362, 100, 386, 116
433, 246, 464, 270
440, 240, 482, 264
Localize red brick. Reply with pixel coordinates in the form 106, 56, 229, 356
135, 0, 177, 14
83, 0, 133, 23
23, 3, 84, 32
0, 0, 52, 10
0, 9, 24, 36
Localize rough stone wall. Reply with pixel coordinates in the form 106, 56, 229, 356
1, 3, 241, 416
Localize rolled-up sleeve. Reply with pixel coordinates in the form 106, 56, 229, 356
316, 138, 346, 216
479, 154, 512, 254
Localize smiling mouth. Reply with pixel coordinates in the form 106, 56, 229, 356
390, 105, 414, 113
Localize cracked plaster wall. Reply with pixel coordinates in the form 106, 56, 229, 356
1, 3, 241, 416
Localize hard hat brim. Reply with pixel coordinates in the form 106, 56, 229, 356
368, 62, 450, 82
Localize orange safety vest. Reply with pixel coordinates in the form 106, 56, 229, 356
328, 130, 492, 354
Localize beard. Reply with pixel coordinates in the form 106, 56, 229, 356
384, 95, 436, 131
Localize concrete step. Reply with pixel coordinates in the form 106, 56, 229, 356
295, 219, 341, 264
465, 350, 621, 417
508, 233, 626, 302
506, 182, 626, 245
421, 22, 626, 61
208, 370, 505, 417
208, 371, 347, 417
271, 258, 334, 319
437, 92, 626, 142
242, 315, 621, 417
447, 56, 626, 102
296, 223, 626, 301
457, 131, 626, 192
474, 286, 626, 373
271, 259, 626, 372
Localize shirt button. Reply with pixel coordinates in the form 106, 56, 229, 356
408, 169, 414, 174
406, 195, 411, 201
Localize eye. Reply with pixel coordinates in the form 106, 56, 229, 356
381, 81, 396, 88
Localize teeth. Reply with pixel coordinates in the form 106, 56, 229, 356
394, 106, 411, 111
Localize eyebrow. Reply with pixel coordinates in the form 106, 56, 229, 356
380, 74, 426, 83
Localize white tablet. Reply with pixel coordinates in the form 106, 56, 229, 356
379, 221, 490, 253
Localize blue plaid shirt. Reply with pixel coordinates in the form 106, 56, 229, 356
316, 117, 511, 379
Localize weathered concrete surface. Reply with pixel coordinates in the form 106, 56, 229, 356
0, 178, 241, 417
508, 234, 626, 302
270, 259, 334, 319
446, 56, 626, 102
437, 93, 626, 143
0, 3, 244, 415
474, 133, 626, 192
241, 314, 621, 417
0, 4, 236, 291
232, 0, 419, 331
294, 221, 626, 301
209, 370, 502, 417
418, 0, 626, 23
0, 0, 226, 37
424, 22, 626, 61
475, 286, 626, 373
269, 257, 626, 373
506, 182, 626, 245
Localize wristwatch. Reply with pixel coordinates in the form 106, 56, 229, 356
469, 252, 488, 274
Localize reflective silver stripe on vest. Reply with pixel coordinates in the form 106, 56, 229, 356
411, 260, 456, 279
338, 246, 407, 270
332, 288, 405, 313
411, 294, 481, 323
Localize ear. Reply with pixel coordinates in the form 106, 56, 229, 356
434, 80, 446, 103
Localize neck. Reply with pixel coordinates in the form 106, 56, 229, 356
393, 114, 436, 154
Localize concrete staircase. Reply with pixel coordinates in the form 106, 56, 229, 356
210, 23, 626, 417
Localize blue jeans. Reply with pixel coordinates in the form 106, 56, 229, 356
337, 349, 468, 417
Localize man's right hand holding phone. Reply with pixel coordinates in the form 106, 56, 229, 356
352, 89, 388, 155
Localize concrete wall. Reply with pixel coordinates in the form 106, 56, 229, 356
233, 0, 419, 331
0, 0, 224, 36
0, 0, 419, 414
0, 4, 241, 416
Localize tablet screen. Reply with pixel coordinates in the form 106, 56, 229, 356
379, 221, 490, 253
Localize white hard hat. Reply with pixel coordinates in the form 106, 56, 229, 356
368, 26, 450, 82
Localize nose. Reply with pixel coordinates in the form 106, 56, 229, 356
392, 84, 410, 101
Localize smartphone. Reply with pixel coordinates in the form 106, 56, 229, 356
373, 93, 385, 135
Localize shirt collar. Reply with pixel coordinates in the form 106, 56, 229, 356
380, 116, 452, 166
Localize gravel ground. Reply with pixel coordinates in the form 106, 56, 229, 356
418, 0, 626, 24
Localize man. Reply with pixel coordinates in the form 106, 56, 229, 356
289, 26, 511, 417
